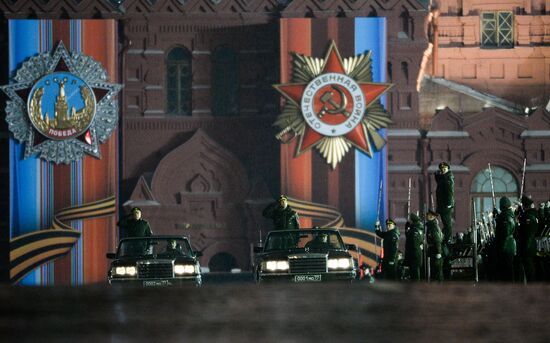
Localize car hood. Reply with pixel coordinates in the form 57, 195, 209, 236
110, 256, 197, 265
256, 249, 351, 260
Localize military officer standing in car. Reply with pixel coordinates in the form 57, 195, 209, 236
262, 195, 300, 231
117, 207, 153, 238
405, 213, 424, 281
375, 218, 400, 281
426, 210, 444, 282
435, 161, 454, 278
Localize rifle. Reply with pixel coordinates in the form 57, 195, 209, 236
407, 177, 412, 217
376, 179, 383, 229
375, 179, 383, 264
472, 200, 479, 282
423, 202, 429, 281
487, 163, 496, 209
519, 157, 527, 200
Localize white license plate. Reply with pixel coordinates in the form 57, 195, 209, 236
143, 280, 170, 287
294, 274, 322, 283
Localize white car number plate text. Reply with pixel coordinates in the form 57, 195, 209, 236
143, 280, 170, 287
294, 274, 322, 283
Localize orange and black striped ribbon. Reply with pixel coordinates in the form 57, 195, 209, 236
10, 196, 116, 283
287, 197, 382, 268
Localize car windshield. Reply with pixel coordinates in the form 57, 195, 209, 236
264, 230, 344, 251
118, 238, 192, 257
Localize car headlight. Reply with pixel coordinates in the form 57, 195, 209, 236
174, 264, 196, 275
328, 258, 352, 270
264, 260, 289, 271
113, 266, 137, 276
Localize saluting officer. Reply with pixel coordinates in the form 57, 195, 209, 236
405, 213, 424, 281
117, 207, 153, 238
375, 218, 401, 281
426, 210, 444, 282
262, 195, 300, 231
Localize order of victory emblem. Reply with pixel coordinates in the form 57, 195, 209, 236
1, 42, 122, 164
273, 41, 393, 168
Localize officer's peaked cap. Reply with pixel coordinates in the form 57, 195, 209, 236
521, 195, 534, 207
427, 210, 438, 217
131, 207, 141, 213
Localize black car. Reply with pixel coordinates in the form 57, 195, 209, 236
253, 228, 357, 283
107, 236, 202, 287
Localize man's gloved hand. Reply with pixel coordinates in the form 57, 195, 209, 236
435, 254, 442, 259
375, 220, 381, 229
420, 244, 423, 250
493, 208, 498, 218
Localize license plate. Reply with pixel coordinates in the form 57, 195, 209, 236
143, 280, 170, 287
294, 274, 322, 283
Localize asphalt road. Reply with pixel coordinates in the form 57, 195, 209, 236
1, 276, 549, 342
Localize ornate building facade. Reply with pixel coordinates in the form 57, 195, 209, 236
1, 0, 550, 283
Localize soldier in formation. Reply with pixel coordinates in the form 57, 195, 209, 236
375, 218, 400, 281
517, 196, 538, 282
405, 213, 424, 281
494, 197, 516, 282
426, 210, 444, 282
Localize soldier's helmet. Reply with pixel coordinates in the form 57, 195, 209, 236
499, 196, 512, 210
409, 213, 421, 223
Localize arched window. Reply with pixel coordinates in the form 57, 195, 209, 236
471, 166, 518, 219
166, 47, 192, 116
400, 8, 411, 37
401, 61, 409, 84
211, 46, 239, 116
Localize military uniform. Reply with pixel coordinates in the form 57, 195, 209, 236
435, 168, 455, 243
518, 198, 538, 282
376, 225, 400, 281
426, 216, 444, 281
117, 217, 153, 238
262, 202, 300, 231
495, 197, 516, 282
435, 163, 454, 279
405, 214, 424, 281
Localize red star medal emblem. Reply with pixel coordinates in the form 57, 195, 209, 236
273, 41, 392, 168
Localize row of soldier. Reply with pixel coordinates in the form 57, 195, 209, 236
374, 161, 539, 283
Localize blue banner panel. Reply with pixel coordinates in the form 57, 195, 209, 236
354, 18, 388, 231
9, 19, 41, 285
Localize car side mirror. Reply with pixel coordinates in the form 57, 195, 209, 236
106, 253, 116, 259
346, 244, 358, 252
253, 246, 263, 253
194, 251, 203, 257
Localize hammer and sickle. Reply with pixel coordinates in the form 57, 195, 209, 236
318, 85, 351, 118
